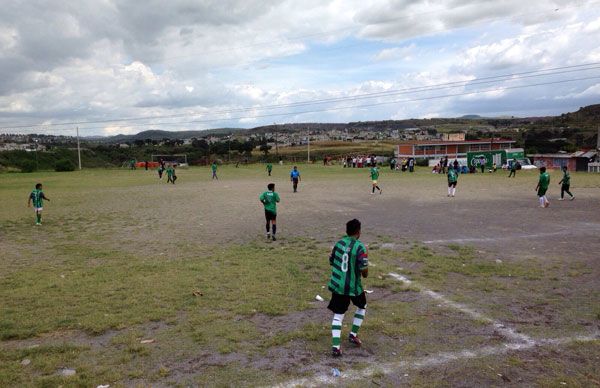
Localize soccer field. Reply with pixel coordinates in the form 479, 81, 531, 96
1, 165, 599, 387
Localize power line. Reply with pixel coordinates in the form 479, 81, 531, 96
4, 74, 598, 134
3, 62, 599, 130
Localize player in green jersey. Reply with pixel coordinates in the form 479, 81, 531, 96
28, 183, 50, 225
259, 183, 280, 241
211, 162, 218, 180
266, 163, 273, 176
535, 166, 550, 208
327, 219, 369, 357
447, 167, 458, 197
558, 166, 574, 201
370, 166, 382, 194
166, 165, 176, 184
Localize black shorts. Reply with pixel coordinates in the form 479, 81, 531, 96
327, 292, 367, 314
448, 181, 457, 188
265, 210, 276, 221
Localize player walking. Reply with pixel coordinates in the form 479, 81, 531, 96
370, 165, 382, 194
327, 219, 369, 357
28, 183, 50, 225
535, 166, 550, 207
266, 163, 273, 176
211, 162, 218, 180
259, 183, 280, 241
447, 166, 458, 197
558, 166, 574, 201
508, 159, 517, 177
290, 166, 301, 193
166, 164, 176, 184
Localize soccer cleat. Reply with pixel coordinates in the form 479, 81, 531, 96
35, 222, 41, 226
570, 196, 575, 201
558, 198, 564, 201
271, 235, 276, 241
379, 189, 383, 195
332, 347, 342, 357
266, 233, 271, 239
349, 334, 362, 347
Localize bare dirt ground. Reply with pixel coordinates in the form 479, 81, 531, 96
1, 165, 599, 386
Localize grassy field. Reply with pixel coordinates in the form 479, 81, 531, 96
1, 165, 599, 387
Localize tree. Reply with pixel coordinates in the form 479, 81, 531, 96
259, 143, 271, 156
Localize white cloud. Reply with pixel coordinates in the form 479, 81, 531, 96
373, 44, 417, 62
0, 0, 599, 134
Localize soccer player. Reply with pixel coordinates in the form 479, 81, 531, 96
266, 162, 273, 176
447, 166, 458, 197
290, 166, 301, 192
166, 164, 175, 184
259, 183, 280, 241
535, 166, 550, 207
28, 183, 50, 225
508, 159, 517, 177
211, 162, 218, 180
370, 165, 382, 194
558, 165, 574, 200
327, 219, 369, 357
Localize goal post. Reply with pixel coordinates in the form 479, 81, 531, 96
151, 154, 189, 167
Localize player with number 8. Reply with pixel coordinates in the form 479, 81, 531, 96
326, 219, 369, 357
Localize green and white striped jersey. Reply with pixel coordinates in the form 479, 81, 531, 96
327, 236, 368, 296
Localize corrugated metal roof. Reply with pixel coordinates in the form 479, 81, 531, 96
529, 151, 597, 158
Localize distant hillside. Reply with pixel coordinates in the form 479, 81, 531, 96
92, 128, 244, 143
555, 104, 600, 126
76, 104, 598, 149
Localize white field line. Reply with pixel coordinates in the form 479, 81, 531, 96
422, 231, 566, 244
388, 272, 533, 344
273, 333, 599, 388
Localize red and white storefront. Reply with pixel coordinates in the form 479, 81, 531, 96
395, 139, 516, 159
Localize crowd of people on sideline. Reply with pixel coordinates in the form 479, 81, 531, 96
342, 155, 378, 169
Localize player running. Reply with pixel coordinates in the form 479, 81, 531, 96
28, 183, 50, 225
211, 162, 218, 180
327, 219, 369, 357
535, 166, 550, 208
290, 166, 301, 193
370, 165, 382, 194
259, 183, 280, 241
558, 166, 574, 201
266, 163, 273, 176
447, 166, 458, 197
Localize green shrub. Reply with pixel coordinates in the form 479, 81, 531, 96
19, 160, 37, 173
55, 159, 76, 172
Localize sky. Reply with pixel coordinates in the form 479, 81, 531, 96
1, 0, 600, 136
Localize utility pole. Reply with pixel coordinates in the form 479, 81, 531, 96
274, 123, 279, 157
76, 126, 82, 170
307, 129, 310, 163
227, 134, 231, 163
34, 138, 38, 171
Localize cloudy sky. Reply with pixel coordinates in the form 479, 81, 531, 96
1, 0, 600, 136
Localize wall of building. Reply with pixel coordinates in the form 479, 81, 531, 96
533, 157, 576, 170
